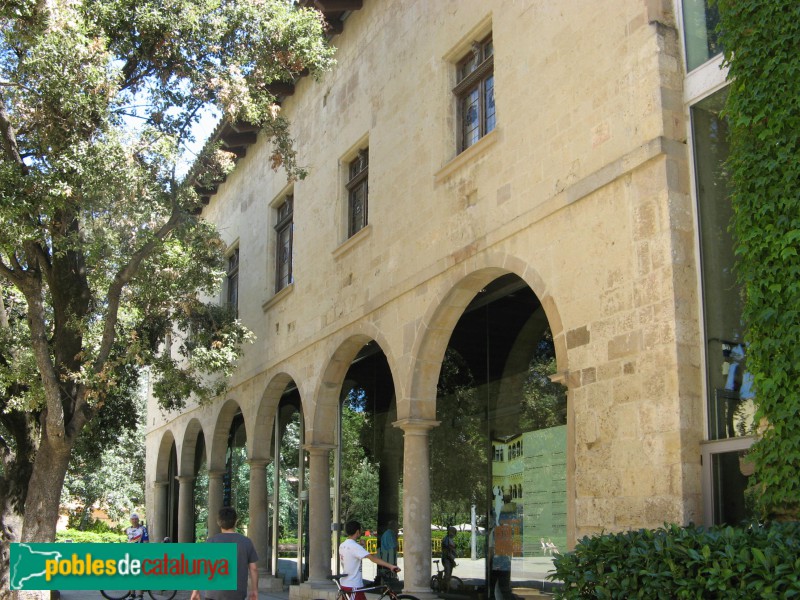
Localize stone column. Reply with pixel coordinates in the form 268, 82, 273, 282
177, 475, 196, 543
248, 459, 270, 571
152, 481, 169, 542
394, 418, 438, 595
207, 470, 225, 537
305, 444, 334, 584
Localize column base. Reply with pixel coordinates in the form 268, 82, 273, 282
260, 573, 287, 592
290, 581, 339, 600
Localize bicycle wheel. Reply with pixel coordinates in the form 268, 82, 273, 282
447, 576, 464, 591
397, 594, 422, 600
147, 590, 177, 600
430, 576, 440, 592
100, 591, 131, 600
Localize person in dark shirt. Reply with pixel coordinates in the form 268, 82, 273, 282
191, 507, 258, 600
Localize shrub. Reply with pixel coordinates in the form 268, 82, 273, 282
56, 528, 126, 543
549, 522, 800, 599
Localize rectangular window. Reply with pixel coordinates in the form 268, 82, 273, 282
275, 196, 293, 293
454, 35, 495, 152
346, 149, 368, 237
226, 248, 239, 316
682, 0, 722, 71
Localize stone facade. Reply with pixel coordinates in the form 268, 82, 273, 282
146, 0, 707, 595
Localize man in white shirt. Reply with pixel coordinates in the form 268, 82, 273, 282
339, 520, 400, 600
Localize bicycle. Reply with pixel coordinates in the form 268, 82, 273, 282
429, 559, 463, 593
329, 573, 421, 600
100, 589, 177, 600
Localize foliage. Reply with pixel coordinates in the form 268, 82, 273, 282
61, 379, 146, 526
717, 0, 800, 519
339, 399, 380, 531
549, 522, 800, 599
55, 528, 126, 544
520, 329, 567, 431
431, 349, 487, 528
0, 0, 334, 550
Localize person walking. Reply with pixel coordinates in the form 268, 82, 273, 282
191, 507, 258, 600
339, 520, 400, 600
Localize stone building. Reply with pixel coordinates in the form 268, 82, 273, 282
145, 0, 751, 597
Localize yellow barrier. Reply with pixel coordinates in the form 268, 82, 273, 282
365, 537, 442, 555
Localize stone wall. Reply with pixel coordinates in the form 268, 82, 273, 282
146, 0, 703, 548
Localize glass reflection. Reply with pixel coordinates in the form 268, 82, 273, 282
433, 275, 566, 597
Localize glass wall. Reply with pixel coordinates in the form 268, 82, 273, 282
692, 88, 755, 525
682, 0, 722, 71
432, 274, 566, 597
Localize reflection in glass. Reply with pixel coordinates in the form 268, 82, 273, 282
693, 89, 756, 440
433, 275, 566, 597
682, 0, 722, 71
711, 451, 752, 525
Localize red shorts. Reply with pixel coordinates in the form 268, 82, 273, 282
341, 587, 367, 600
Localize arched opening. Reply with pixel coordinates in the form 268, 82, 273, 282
224, 412, 247, 516
332, 340, 403, 585
166, 442, 179, 542
193, 432, 208, 541
270, 383, 306, 585
432, 273, 566, 597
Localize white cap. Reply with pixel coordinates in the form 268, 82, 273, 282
130, 513, 139, 520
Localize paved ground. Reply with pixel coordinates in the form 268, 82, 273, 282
58, 591, 290, 600
57, 556, 558, 599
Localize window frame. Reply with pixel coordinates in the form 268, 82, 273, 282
346, 148, 369, 238
274, 195, 294, 293
453, 34, 495, 153
226, 247, 239, 316
678, 0, 754, 527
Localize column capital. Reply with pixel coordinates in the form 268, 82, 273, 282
208, 470, 226, 479
392, 418, 440, 434
246, 458, 271, 469
154, 480, 170, 489
303, 443, 336, 455
175, 475, 196, 484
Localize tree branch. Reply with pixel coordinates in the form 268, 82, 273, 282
0, 90, 27, 174
17, 269, 65, 440
93, 207, 186, 370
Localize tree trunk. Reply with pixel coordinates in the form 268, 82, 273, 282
20, 433, 72, 543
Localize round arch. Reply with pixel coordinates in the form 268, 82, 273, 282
208, 398, 246, 472
179, 418, 206, 477
408, 254, 566, 421
252, 371, 303, 461
154, 429, 177, 482
311, 325, 399, 447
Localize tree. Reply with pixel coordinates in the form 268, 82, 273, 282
60, 380, 147, 528
339, 399, 380, 530
0, 1, 334, 593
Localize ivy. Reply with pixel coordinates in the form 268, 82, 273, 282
717, 0, 800, 519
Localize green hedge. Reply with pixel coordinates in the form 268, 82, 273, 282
549, 522, 800, 599
56, 529, 127, 543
